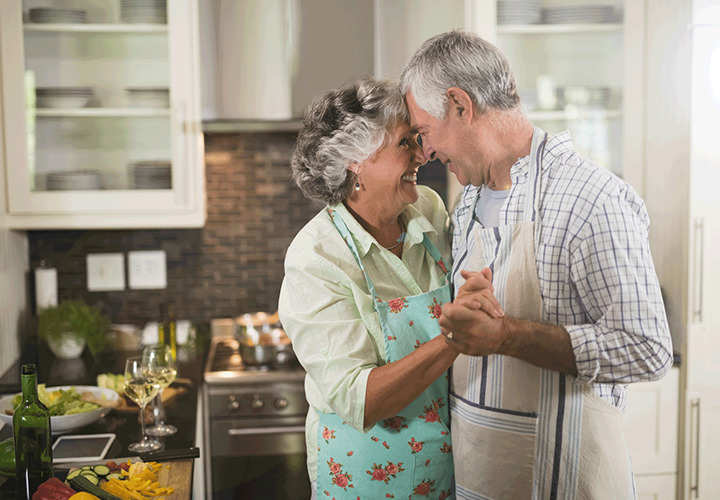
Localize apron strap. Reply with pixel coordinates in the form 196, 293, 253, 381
327, 208, 450, 303
524, 127, 549, 224
527, 128, 549, 251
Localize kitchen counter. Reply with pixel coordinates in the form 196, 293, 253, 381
0, 331, 209, 496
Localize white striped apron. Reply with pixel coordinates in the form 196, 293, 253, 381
450, 128, 635, 499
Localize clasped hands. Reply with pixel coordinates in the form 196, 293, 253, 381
439, 268, 507, 356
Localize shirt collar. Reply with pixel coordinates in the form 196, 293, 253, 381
510, 129, 574, 183
328, 200, 438, 258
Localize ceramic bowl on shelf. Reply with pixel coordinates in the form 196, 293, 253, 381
497, 0, 541, 25
0, 385, 119, 435
36, 87, 94, 109
46, 170, 102, 191
125, 87, 170, 108
130, 160, 172, 189
120, 0, 167, 24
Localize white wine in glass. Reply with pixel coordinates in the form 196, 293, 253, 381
143, 344, 178, 436
124, 356, 161, 452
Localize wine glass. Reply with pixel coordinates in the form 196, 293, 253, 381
142, 344, 178, 436
124, 356, 161, 452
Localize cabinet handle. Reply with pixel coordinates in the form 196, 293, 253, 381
690, 398, 701, 497
228, 425, 305, 436
692, 218, 704, 322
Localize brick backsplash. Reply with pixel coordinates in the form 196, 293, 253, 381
28, 132, 319, 326
27, 132, 447, 327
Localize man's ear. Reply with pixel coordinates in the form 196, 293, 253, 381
348, 162, 360, 174
446, 87, 473, 124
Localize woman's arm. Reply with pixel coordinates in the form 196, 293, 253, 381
363, 268, 504, 427
364, 336, 457, 427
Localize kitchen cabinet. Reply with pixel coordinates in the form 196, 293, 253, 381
468, 0, 642, 191
635, 475, 678, 500
623, 367, 679, 492
0, 0, 205, 229
640, 0, 720, 498
376, 0, 644, 208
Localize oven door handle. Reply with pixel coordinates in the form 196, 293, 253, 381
228, 425, 306, 436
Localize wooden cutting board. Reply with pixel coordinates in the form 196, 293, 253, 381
68, 459, 193, 500
156, 459, 193, 500
114, 387, 187, 413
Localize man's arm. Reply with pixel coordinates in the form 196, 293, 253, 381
439, 304, 578, 376
442, 190, 673, 383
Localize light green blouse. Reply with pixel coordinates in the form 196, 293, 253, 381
278, 186, 451, 481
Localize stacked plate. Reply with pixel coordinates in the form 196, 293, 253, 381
125, 87, 169, 108
46, 170, 102, 191
120, 0, 167, 24
497, 0, 542, 25
543, 5, 622, 24
28, 7, 87, 23
131, 161, 172, 189
557, 86, 621, 108
36, 87, 94, 108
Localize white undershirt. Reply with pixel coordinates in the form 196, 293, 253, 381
474, 186, 510, 227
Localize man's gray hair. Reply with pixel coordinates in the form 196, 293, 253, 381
400, 30, 520, 119
291, 77, 409, 206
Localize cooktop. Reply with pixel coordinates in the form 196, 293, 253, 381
203, 337, 305, 385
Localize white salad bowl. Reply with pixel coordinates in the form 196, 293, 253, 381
0, 385, 119, 435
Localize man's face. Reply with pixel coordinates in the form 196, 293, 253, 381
405, 91, 477, 186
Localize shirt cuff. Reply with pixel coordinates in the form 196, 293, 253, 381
566, 324, 600, 384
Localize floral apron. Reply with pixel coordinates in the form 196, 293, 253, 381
449, 128, 634, 499
317, 208, 455, 499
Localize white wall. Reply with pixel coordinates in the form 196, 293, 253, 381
0, 69, 29, 376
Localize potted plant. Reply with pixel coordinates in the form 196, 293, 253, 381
38, 300, 111, 359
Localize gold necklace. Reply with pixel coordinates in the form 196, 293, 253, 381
383, 218, 406, 250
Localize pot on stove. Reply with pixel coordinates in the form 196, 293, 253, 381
236, 312, 297, 368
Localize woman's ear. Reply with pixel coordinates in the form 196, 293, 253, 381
446, 87, 473, 124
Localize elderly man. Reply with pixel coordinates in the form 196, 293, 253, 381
400, 30, 673, 499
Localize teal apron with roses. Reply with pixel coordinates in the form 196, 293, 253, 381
317, 208, 455, 499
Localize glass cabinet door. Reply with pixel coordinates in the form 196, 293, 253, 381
462, 0, 645, 191
0, 0, 204, 227
495, 0, 627, 178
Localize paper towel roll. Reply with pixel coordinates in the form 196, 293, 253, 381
35, 265, 58, 311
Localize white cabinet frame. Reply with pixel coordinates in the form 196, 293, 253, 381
0, 0, 205, 229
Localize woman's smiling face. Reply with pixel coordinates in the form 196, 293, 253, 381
355, 120, 426, 213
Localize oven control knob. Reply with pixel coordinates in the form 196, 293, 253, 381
226, 396, 240, 413
274, 397, 289, 410
250, 394, 264, 411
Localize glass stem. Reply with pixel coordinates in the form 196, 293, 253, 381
153, 393, 166, 425
139, 403, 148, 441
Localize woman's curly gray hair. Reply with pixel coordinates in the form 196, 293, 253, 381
291, 77, 409, 206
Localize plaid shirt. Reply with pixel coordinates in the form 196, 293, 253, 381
451, 131, 673, 410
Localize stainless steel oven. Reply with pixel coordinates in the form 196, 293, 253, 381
204, 336, 311, 499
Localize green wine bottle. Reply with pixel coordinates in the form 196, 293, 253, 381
166, 301, 178, 362
158, 302, 167, 345
13, 364, 53, 499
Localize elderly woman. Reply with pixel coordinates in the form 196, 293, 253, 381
279, 77, 478, 499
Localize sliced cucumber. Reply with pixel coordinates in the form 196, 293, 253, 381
93, 464, 111, 477
80, 473, 99, 485
80, 471, 98, 480
81, 465, 93, 470
66, 469, 83, 480
105, 472, 123, 481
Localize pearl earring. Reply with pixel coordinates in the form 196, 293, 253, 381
355, 182, 360, 191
